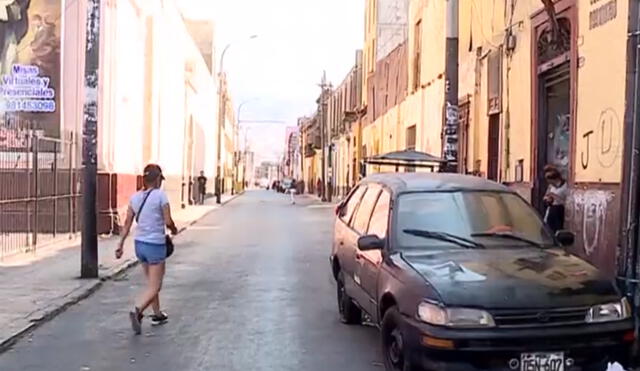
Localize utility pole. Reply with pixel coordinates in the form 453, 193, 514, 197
81, 0, 101, 278
442, 0, 459, 173
319, 72, 329, 202
215, 36, 257, 203
215, 72, 226, 204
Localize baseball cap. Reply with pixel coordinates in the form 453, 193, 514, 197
143, 164, 165, 182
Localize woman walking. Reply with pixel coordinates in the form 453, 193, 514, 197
116, 164, 178, 335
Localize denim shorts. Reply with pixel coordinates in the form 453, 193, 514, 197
134, 240, 167, 265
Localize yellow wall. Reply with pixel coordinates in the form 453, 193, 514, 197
408, 0, 446, 159
456, 0, 627, 184
575, 0, 628, 182
363, 0, 377, 107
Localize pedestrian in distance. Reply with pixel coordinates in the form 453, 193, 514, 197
543, 167, 568, 233
116, 164, 178, 335
289, 178, 297, 205
196, 171, 207, 205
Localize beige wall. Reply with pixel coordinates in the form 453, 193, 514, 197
62, 0, 87, 154
72, 0, 220, 205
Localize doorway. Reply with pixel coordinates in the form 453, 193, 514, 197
533, 63, 571, 211
487, 115, 500, 181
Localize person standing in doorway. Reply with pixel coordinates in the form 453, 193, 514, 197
116, 164, 178, 335
197, 171, 207, 205
543, 168, 568, 233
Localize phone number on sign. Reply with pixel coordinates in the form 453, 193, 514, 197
2, 99, 56, 112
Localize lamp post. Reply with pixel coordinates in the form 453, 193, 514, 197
215, 35, 257, 204
235, 100, 258, 192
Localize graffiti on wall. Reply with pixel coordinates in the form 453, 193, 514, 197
596, 108, 620, 168
579, 108, 621, 170
568, 189, 615, 256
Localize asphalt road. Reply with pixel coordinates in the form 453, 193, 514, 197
0, 191, 382, 371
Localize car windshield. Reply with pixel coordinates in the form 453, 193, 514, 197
396, 191, 555, 250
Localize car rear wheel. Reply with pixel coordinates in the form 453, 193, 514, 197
337, 271, 362, 324
382, 306, 418, 371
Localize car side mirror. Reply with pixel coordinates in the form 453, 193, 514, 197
358, 235, 384, 251
555, 230, 575, 247
335, 203, 345, 217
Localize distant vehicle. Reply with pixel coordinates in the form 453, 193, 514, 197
331, 173, 634, 371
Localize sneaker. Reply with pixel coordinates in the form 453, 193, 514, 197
150, 312, 168, 326
129, 307, 142, 335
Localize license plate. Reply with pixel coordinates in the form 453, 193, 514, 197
520, 352, 564, 371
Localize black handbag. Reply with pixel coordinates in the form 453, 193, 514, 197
137, 189, 174, 258
165, 235, 174, 257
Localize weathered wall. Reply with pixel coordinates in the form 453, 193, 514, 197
453, 0, 629, 275
575, 0, 628, 182
377, 0, 409, 61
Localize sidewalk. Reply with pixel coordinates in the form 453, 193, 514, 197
0, 193, 239, 352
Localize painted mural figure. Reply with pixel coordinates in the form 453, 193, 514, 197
30, 14, 59, 75
0, 0, 29, 75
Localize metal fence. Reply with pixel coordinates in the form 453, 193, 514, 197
0, 130, 81, 258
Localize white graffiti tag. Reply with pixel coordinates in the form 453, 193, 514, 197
571, 190, 614, 256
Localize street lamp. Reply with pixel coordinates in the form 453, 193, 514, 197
234, 99, 259, 193
215, 34, 258, 204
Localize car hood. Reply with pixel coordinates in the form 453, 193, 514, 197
401, 248, 620, 309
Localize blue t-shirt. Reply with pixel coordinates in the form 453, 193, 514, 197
130, 188, 170, 245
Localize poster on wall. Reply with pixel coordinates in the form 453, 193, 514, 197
0, 0, 61, 151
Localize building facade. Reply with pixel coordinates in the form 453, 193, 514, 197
450, 0, 627, 275
283, 126, 300, 179
327, 50, 364, 198
302, 0, 636, 278
93, 0, 226, 232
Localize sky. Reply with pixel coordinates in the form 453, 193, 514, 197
178, 0, 365, 163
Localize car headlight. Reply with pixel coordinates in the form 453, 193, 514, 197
586, 298, 631, 323
418, 302, 495, 328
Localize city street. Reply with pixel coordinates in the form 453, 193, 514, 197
0, 191, 382, 371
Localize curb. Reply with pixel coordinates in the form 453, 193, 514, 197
0, 193, 243, 355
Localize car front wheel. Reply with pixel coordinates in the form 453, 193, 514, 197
381, 306, 418, 371
336, 271, 362, 324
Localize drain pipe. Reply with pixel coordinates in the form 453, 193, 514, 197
620, 0, 640, 340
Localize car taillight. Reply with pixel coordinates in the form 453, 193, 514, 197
623, 330, 636, 343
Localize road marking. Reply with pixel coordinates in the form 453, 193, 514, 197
307, 204, 337, 209
188, 226, 220, 230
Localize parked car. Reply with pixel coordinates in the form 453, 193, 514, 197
330, 173, 634, 371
